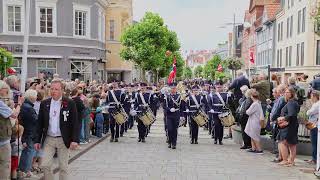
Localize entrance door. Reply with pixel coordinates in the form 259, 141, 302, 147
71, 61, 92, 82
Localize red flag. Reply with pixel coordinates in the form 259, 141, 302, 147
249, 51, 254, 64
217, 64, 223, 72
168, 56, 177, 83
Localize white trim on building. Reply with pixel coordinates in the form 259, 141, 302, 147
35, 0, 58, 36
73, 3, 91, 39
2, 0, 25, 35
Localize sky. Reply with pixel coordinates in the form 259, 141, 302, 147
133, 0, 249, 51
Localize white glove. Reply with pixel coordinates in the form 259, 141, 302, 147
105, 105, 110, 109
170, 108, 176, 112
186, 109, 190, 113
209, 109, 215, 113
227, 91, 232, 96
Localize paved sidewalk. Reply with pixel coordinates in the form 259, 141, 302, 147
63, 112, 317, 180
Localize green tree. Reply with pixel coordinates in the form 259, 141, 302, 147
0, 48, 14, 79
120, 12, 181, 81
203, 55, 222, 80
183, 66, 193, 79
194, 65, 203, 78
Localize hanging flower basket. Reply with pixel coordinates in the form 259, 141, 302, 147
0, 48, 14, 77
226, 57, 243, 70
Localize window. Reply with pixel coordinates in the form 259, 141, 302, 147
289, 46, 292, 67
278, 23, 281, 42
286, 18, 290, 38
288, 0, 290, 9
11, 58, 21, 75
280, 49, 283, 67
110, 20, 115, 40
7, 5, 21, 32
286, 47, 289, 66
37, 60, 57, 79
75, 11, 87, 36
40, 8, 53, 33
302, 7, 306, 32
317, 40, 320, 65
296, 44, 300, 66
291, 0, 294, 7
290, 16, 293, 37
301, 42, 304, 65
298, 10, 301, 34
280, 22, 284, 41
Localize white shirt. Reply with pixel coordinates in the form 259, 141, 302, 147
47, 97, 62, 137
307, 100, 320, 123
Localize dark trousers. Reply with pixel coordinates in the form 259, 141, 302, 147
240, 119, 251, 147
110, 117, 120, 139
208, 115, 214, 136
137, 120, 146, 140
96, 126, 103, 138
103, 113, 109, 134
167, 117, 178, 146
128, 116, 134, 129
120, 121, 128, 135
213, 117, 223, 142
190, 118, 199, 142
311, 128, 318, 161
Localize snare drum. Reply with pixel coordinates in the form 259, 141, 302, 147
192, 109, 208, 127
137, 107, 156, 126
111, 108, 128, 125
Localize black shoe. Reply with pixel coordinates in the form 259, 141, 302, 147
110, 138, 114, 142
115, 138, 119, 142
138, 139, 141, 142
214, 140, 217, 144
240, 146, 248, 149
172, 145, 176, 149
194, 141, 198, 144
166, 139, 169, 143
120, 134, 123, 137
211, 136, 214, 139
142, 139, 146, 143
190, 140, 194, 144
219, 141, 223, 145
168, 144, 171, 148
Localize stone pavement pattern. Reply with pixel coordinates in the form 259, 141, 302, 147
63, 111, 316, 180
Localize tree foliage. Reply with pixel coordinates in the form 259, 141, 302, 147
183, 66, 193, 79
194, 65, 203, 78
225, 57, 243, 70
120, 12, 181, 78
203, 55, 222, 80
0, 48, 14, 78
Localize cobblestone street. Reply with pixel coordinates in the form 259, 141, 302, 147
62, 112, 317, 180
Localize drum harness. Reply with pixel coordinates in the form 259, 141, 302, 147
109, 90, 127, 124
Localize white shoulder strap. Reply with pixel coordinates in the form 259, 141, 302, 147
191, 94, 200, 108
215, 92, 226, 107
139, 93, 147, 106
110, 90, 120, 105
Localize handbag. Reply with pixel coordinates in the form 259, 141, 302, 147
216, 93, 235, 127
277, 117, 289, 128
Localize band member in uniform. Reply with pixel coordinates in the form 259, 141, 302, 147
208, 86, 216, 138
186, 85, 207, 144
128, 84, 136, 129
160, 85, 170, 142
134, 83, 149, 142
120, 85, 131, 136
164, 83, 185, 149
106, 83, 122, 142
145, 86, 155, 137
208, 80, 231, 145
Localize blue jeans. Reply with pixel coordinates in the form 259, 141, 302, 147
311, 128, 318, 161
19, 139, 35, 172
80, 120, 86, 143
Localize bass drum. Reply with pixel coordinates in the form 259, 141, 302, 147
111, 108, 128, 125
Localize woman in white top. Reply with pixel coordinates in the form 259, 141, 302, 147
245, 90, 264, 154
306, 90, 320, 164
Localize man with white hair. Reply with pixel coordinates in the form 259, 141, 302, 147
5, 75, 21, 104
19, 89, 38, 178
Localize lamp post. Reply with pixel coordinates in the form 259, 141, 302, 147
20, 0, 31, 93
3, 56, 7, 77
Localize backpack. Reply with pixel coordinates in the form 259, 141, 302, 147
293, 86, 305, 105
0, 115, 13, 140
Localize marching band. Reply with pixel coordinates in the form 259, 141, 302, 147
100, 80, 235, 149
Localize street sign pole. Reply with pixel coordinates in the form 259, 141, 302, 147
20, 0, 31, 93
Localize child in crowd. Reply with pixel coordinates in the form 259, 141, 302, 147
95, 107, 104, 138
11, 124, 24, 180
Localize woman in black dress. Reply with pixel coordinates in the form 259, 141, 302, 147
277, 87, 300, 167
